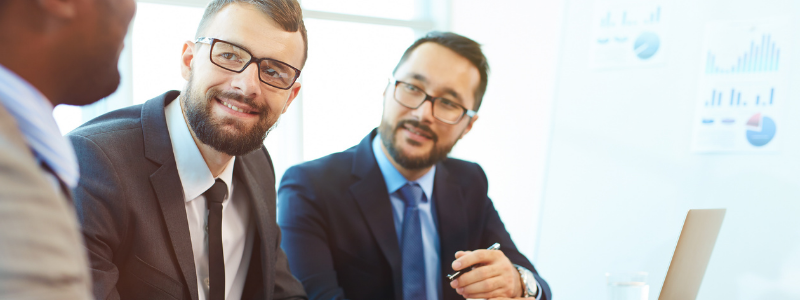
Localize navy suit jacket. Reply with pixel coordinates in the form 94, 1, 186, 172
278, 129, 551, 300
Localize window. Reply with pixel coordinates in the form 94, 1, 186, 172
53, 0, 443, 185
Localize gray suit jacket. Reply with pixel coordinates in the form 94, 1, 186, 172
0, 103, 92, 299
67, 91, 306, 300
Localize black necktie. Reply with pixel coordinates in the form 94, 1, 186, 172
204, 179, 227, 300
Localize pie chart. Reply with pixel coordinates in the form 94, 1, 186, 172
746, 113, 776, 147
634, 32, 660, 60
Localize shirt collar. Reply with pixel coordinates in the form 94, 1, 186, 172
0, 63, 79, 188
372, 134, 435, 201
164, 98, 235, 202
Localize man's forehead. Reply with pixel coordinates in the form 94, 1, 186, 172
200, 3, 304, 67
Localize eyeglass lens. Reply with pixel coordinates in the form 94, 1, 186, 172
210, 40, 297, 89
394, 82, 466, 123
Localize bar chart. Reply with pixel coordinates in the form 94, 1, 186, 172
705, 34, 781, 74
591, 4, 665, 69
704, 87, 775, 107
599, 6, 661, 28
692, 20, 787, 152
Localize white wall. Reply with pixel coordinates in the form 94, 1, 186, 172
448, 0, 565, 262
537, 0, 800, 299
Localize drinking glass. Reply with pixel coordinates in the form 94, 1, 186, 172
606, 272, 649, 300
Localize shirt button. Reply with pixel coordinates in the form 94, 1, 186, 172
204, 277, 209, 288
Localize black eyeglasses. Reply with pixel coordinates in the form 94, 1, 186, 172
195, 37, 301, 90
391, 78, 477, 124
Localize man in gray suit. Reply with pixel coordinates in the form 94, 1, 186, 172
68, 0, 308, 299
0, 0, 135, 299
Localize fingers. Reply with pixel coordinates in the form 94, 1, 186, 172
451, 249, 498, 271
450, 264, 503, 288
454, 274, 516, 299
450, 250, 520, 298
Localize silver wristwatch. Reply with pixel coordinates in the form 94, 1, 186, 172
514, 264, 539, 298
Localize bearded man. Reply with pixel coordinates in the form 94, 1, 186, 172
277, 32, 551, 300
68, 1, 308, 299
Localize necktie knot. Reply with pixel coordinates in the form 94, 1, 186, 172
398, 182, 424, 208
204, 179, 228, 204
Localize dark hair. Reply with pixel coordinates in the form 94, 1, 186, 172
196, 0, 308, 67
393, 31, 489, 111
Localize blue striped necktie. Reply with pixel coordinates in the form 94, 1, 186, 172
398, 182, 427, 300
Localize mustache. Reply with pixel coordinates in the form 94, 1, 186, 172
396, 119, 438, 142
207, 88, 265, 112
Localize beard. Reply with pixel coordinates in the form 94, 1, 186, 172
181, 78, 279, 156
379, 118, 456, 170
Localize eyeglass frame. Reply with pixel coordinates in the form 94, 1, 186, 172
390, 77, 477, 125
195, 37, 302, 90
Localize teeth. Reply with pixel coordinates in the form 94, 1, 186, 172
221, 100, 248, 113
407, 126, 424, 137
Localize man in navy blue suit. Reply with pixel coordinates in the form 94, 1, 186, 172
278, 32, 550, 300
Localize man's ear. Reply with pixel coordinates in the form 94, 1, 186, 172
281, 81, 302, 114
180, 41, 195, 81
459, 114, 479, 140
37, 0, 79, 19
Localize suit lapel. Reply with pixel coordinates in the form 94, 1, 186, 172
349, 131, 404, 300
233, 152, 275, 300
433, 164, 470, 300
142, 91, 199, 300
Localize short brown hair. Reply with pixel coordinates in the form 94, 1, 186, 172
196, 0, 308, 67
393, 31, 489, 111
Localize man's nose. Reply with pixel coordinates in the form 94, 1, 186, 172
230, 62, 262, 98
411, 98, 436, 124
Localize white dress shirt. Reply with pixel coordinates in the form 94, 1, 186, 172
0, 63, 79, 190
164, 98, 254, 300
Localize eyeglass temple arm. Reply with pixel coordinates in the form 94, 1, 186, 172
195, 37, 213, 44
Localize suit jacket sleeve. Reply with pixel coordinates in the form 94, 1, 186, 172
0, 124, 93, 299
264, 149, 309, 300
272, 224, 310, 300
69, 134, 129, 300
278, 165, 348, 300
474, 164, 552, 300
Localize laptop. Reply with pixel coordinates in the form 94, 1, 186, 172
658, 209, 726, 300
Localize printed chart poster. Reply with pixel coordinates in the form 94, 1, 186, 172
691, 20, 789, 153
591, 2, 665, 69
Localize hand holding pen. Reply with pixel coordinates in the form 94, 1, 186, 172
448, 243, 525, 299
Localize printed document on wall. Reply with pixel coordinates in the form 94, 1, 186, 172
691, 20, 789, 153
590, 2, 665, 69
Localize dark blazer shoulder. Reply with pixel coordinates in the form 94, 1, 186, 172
67, 103, 144, 139
293, 145, 356, 171
439, 157, 489, 189
283, 145, 357, 183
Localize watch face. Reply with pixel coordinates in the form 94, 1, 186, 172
520, 268, 537, 296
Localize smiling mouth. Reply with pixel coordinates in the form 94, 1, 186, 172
217, 98, 257, 114
403, 123, 433, 139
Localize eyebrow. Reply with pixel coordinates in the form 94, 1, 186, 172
410, 73, 463, 102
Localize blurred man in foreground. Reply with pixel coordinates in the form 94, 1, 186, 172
279, 32, 551, 300
68, 0, 307, 299
0, 0, 135, 298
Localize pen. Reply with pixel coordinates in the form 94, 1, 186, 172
446, 243, 501, 281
